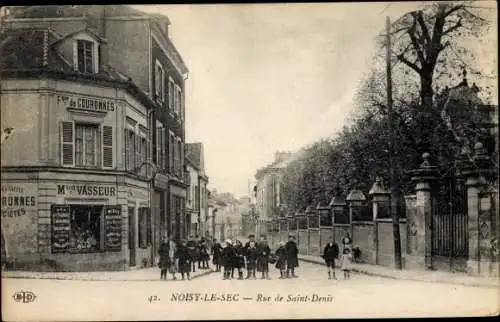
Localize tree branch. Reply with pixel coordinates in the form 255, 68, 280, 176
407, 15, 427, 65
416, 11, 431, 45
397, 53, 421, 73
444, 4, 465, 17
443, 17, 463, 35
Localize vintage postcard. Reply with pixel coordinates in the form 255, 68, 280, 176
1, 2, 499, 321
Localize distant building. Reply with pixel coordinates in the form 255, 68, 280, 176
185, 143, 209, 238
211, 191, 242, 241
254, 151, 294, 230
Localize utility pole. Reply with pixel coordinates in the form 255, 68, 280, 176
386, 16, 402, 270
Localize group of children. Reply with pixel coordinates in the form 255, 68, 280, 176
212, 234, 300, 280
158, 232, 354, 281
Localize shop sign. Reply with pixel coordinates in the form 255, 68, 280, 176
51, 205, 71, 253
57, 184, 116, 197
1, 183, 37, 218
56, 94, 118, 113
104, 206, 122, 251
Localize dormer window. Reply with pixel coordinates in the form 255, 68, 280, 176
77, 39, 94, 73
68, 31, 103, 74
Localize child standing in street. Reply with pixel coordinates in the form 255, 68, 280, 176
340, 248, 353, 280
275, 241, 287, 279
245, 240, 258, 279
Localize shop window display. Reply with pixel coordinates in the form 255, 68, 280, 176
69, 205, 102, 252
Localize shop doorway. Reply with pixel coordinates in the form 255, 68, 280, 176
128, 207, 136, 267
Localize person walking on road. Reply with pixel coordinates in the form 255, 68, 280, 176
257, 236, 271, 280
322, 236, 339, 280
245, 240, 258, 279
175, 239, 192, 280
340, 248, 353, 280
275, 241, 288, 279
285, 234, 299, 278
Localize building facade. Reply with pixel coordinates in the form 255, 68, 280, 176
1, 5, 190, 270
185, 143, 209, 238
0, 26, 159, 270
254, 151, 294, 233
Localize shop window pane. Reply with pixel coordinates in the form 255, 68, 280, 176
69, 205, 102, 253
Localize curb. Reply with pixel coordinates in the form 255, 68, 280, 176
299, 257, 499, 289
1, 268, 216, 282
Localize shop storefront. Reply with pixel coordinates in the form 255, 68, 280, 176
1, 172, 151, 271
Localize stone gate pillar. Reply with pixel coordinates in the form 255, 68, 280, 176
408, 152, 437, 270
461, 142, 498, 276
369, 177, 390, 265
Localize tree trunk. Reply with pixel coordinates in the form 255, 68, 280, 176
419, 71, 437, 158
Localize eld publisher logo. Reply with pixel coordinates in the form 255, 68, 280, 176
13, 291, 36, 303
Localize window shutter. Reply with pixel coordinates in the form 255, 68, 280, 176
102, 126, 113, 168
135, 133, 140, 169
146, 208, 152, 245
156, 127, 161, 166
124, 129, 129, 171
73, 40, 79, 71
161, 128, 166, 170
61, 121, 74, 166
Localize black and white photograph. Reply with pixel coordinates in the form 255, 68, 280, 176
0, 2, 498, 320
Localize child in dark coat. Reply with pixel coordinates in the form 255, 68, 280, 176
232, 240, 245, 280
245, 240, 258, 279
257, 238, 271, 280
211, 239, 222, 272
221, 239, 235, 280
175, 240, 192, 280
275, 241, 288, 279
322, 236, 340, 280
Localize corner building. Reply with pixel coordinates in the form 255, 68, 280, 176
1, 5, 189, 270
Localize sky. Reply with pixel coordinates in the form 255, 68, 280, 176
132, 2, 496, 198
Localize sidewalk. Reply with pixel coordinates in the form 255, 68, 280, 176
299, 254, 499, 289
1, 266, 215, 281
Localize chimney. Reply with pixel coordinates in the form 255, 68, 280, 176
99, 6, 109, 67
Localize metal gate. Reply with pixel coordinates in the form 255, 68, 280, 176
432, 168, 468, 271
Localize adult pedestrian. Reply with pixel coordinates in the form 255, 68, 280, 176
275, 241, 288, 279
158, 238, 170, 280
175, 239, 192, 280
285, 234, 299, 278
322, 236, 339, 280
257, 236, 271, 280
211, 238, 222, 272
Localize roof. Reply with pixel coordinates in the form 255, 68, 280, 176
51, 27, 108, 45
0, 27, 157, 112
7, 5, 148, 19
0, 28, 70, 71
